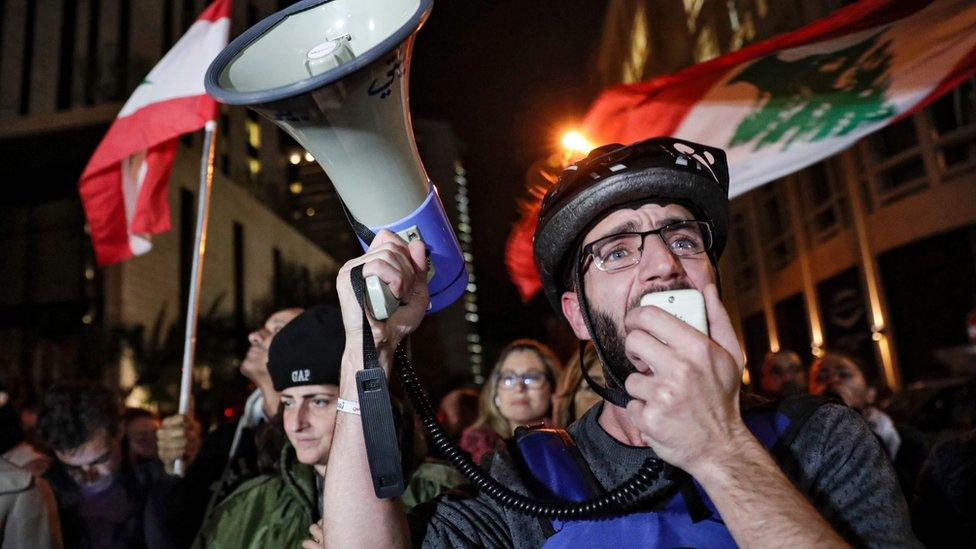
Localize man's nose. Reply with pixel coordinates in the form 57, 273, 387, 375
248, 328, 268, 347
636, 235, 685, 285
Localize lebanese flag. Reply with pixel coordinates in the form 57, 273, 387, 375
583, 0, 976, 198
79, 0, 231, 265
507, 0, 976, 302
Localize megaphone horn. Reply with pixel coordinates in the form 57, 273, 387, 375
205, 0, 467, 319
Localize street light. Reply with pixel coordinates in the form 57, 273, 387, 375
561, 130, 593, 157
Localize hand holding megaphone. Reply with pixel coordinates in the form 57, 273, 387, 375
347, 229, 428, 327
364, 227, 434, 320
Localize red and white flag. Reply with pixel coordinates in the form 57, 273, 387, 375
582, 0, 976, 198
508, 0, 976, 302
79, 0, 231, 265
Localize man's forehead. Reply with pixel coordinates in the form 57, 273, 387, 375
585, 202, 696, 241
57, 430, 112, 465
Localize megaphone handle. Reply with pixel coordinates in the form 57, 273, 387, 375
365, 275, 400, 321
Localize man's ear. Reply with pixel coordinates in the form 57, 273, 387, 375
561, 291, 591, 340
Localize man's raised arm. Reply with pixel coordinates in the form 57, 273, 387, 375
322, 230, 429, 548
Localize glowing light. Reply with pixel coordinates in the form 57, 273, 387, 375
289, 152, 302, 165
304, 151, 315, 162
306, 208, 316, 217
561, 131, 593, 155
290, 182, 303, 194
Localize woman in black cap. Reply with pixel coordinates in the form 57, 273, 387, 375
194, 305, 345, 549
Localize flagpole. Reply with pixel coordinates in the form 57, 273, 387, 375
174, 119, 218, 476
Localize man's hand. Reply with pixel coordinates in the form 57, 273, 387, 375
336, 229, 429, 365
623, 283, 750, 476
157, 414, 202, 475
302, 519, 324, 549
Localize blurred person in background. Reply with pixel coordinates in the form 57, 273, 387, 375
38, 382, 167, 548
121, 409, 160, 469
435, 388, 480, 443
0, 374, 50, 476
460, 339, 563, 464
0, 456, 62, 549
808, 352, 928, 500
193, 305, 343, 548
153, 307, 302, 546
759, 350, 806, 400
551, 343, 603, 427
911, 428, 976, 546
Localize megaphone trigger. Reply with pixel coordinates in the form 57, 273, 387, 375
365, 275, 400, 321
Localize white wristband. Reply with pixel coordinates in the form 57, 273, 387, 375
336, 398, 361, 415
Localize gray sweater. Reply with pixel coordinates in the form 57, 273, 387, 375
409, 398, 921, 548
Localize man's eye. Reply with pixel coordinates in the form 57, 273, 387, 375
313, 398, 331, 407
669, 237, 696, 250
282, 400, 295, 408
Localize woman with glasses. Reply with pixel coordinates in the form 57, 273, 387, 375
460, 339, 563, 464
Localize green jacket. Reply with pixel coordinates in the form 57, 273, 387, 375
401, 459, 466, 509
193, 444, 318, 549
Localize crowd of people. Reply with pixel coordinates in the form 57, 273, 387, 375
0, 136, 974, 547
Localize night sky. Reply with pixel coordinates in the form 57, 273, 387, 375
408, 0, 610, 359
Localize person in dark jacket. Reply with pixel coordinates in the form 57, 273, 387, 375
194, 305, 344, 548
911, 428, 976, 545
808, 351, 929, 500
37, 382, 165, 549
151, 307, 302, 547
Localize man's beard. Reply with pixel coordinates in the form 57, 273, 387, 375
588, 280, 694, 391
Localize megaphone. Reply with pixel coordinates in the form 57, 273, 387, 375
205, 0, 466, 320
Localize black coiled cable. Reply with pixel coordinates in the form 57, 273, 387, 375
394, 345, 669, 519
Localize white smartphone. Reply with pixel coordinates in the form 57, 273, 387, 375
639, 289, 709, 335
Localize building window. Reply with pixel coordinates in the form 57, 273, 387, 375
798, 159, 847, 244
755, 183, 794, 272
865, 116, 927, 205
728, 207, 755, 291
927, 77, 976, 179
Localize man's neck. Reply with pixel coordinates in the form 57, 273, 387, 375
598, 401, 647, 446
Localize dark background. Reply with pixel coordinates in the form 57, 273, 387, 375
408, 0, 610, 361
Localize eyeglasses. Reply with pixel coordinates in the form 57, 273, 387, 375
497, 372, 549, 390
582, 220, 713, 273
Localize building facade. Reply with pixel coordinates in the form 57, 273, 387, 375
0, 0, 336, 408
594, 0, 976, 393
0, 0, 481, 409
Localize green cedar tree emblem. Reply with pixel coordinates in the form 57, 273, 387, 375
728, 33, 896, 151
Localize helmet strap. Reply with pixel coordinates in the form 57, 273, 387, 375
574, 257, 632, 408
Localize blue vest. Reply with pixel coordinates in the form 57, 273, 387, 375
514, 406, 799, 549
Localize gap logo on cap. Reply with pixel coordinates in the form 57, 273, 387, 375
291, 369, 311, 383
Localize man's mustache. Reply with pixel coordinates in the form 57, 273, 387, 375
626, 280, 696, 313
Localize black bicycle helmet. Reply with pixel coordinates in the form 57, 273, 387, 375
533, 136, 731, 317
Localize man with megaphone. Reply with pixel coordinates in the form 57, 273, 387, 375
321, 137, 919, 548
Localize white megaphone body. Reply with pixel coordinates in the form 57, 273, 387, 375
205, 0, 466, 319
